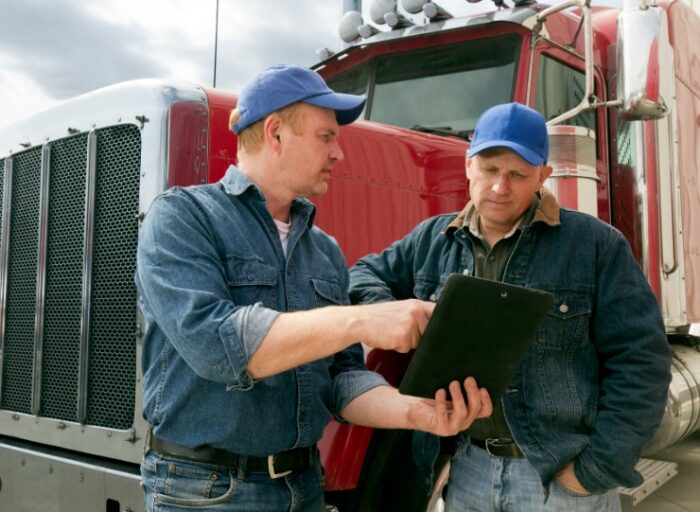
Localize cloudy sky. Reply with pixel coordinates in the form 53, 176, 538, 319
0, 0, 626, 128
0, 0, 349, 128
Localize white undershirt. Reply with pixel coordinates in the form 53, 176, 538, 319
274, 217, 291, 256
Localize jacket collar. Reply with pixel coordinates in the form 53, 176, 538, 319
445, 187, 561, 236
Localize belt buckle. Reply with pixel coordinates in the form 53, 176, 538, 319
267, 454, 292, 479
485, 438, 509, 457
484, 439, 497, 457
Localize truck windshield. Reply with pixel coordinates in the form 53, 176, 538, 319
326, 34, 521, 135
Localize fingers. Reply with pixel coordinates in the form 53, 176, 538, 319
458, 377, 482, 428
463, 377, 493, 421
447, 379, 467, 422
432, 377, 492, 436
478, 386, 493, 418
434, 388, 448, 427
401, 299, 434, 352
414, 300, 435, 335
359, 299, 435, 353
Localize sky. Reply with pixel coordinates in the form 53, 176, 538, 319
0, 0, 347, 128
0, 0, 624, 129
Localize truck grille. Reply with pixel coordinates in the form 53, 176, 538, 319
2, 148, 41, 414
0, 125, 141, 430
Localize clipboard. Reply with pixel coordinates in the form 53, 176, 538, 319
398, 274, 553, 401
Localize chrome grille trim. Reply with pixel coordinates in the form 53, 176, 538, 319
0, 156, 13, 404
77, 131, 97, 425
31, 145, 51, 416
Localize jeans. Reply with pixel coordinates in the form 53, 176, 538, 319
445, 442, 622, 512
141, 450, 326, 511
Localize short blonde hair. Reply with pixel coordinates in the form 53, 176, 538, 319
230, 102, 305, 154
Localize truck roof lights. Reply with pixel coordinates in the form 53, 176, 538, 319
423, 2, 453, 19
370, 0, 397, 24
358, 23, 380, 38
339, 10, 365, 42
402, 0, 453, 20
402, 0, 426, 13
385, 11, 415, 27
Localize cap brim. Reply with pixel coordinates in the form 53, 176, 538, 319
467, 140, 546, 165
304, 92, 366, 125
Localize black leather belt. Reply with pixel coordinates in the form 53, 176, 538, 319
147, 432, 315, 479
471, 438, 523, 458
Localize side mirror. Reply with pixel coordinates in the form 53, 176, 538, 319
616, 2, 671, 120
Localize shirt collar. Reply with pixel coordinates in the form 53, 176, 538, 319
221, 164, 258, 197
220, 165, 317, 228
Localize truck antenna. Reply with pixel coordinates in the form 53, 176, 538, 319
213, 0, 220, 88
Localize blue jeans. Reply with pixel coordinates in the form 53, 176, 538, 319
445, 442, 622, 512
140, 450, 326, 511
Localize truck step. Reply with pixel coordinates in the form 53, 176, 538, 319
618, 458, 678, 506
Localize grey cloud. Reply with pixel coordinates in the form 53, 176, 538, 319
0, 0, 176, 99
213, 3, 340, 92
0, 0, 344, 102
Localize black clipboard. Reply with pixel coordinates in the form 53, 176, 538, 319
399, 274, 553, 401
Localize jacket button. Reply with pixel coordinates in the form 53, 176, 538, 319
246, 272, 254, 281
429, 293, 437, 302
559, 303, 569, 314
462, 269, 470, 276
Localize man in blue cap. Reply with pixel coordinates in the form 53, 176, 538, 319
349, 102, 671, 511
136, 64, 492, 511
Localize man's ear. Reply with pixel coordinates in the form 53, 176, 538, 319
538, 164, 553, 187
263, 115, 283, 150
465, 156, 473, 180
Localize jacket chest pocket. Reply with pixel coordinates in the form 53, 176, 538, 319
312, 278, 343, 307
413, 274, 448, 302
541, 290, 593, 351
225, 255, 278, 308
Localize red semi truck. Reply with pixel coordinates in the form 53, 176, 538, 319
0, 0, 699, 510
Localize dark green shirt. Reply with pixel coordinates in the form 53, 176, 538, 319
463, 196, 539, 441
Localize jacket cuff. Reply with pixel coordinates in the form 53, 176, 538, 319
574, 447, 642, 494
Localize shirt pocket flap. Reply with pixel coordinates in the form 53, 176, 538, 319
548, 290, 592, 319
311, 278, 342, 305
226, 256, 277, 287
413, 274, 445, 302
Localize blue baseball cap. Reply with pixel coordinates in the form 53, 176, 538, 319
231, 64, 366, 134
467, 103, 549, 165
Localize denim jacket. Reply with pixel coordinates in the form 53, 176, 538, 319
136, 166, 387, 457
348, 191, 671, 494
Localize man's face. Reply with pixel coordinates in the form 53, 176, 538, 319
466, 148, 552, 235
277, 104, 344, 198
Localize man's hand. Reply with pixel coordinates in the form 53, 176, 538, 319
355, 299, 435, 353
554, 462, 590, 495
407, 377, 493, 436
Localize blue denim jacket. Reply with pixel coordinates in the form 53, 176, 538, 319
348, 191, 671, 494
136, 166, 387, 457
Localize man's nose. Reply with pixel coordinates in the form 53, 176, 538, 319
330, 141, 344, 163
491, 174, 511, 194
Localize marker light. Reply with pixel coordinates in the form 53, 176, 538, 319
423, 2, 453, 19
358, 24, 380, 38
402, 0, 426, 13
339, 10, 364, 42
370, 0, 398, 24
385, 11, 415, 27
